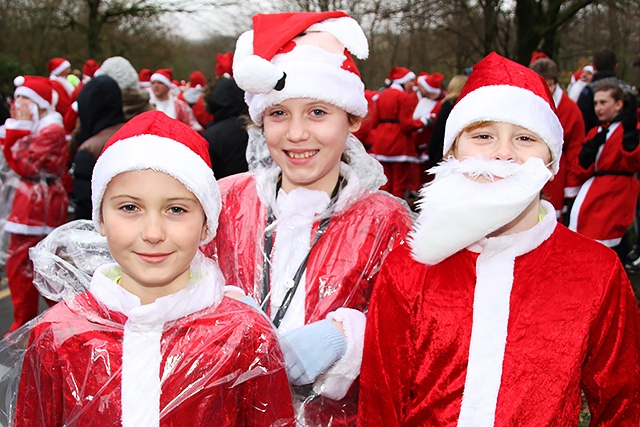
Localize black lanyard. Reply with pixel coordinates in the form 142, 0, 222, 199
260, 177, 344, 328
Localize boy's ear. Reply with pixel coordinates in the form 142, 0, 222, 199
200, 222, 208, 241
99, 217, 107, 237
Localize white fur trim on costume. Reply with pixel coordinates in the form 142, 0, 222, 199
150, 73, 174, 89
458, 201, 556, 426
443, 85, 564, 174
4, 221, 57, 236
244, 45, 367, 125
14, 86, 51, 110
313, 307, 366, 400
3, 118, 33, 131
91, 135, 220, 243
417, 76, 441, 95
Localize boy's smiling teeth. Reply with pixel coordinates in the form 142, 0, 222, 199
286, 150, 319, 159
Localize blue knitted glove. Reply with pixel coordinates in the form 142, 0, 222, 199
281, 320, 347, 386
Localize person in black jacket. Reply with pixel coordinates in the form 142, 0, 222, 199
201, 78, 249, 179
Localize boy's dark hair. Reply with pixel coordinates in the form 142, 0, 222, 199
593, 49, 617, 72
530, 58, 559, 83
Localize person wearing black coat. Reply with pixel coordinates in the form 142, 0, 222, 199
201, 78, 249, 179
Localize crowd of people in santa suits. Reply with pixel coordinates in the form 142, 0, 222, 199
0, 11, 639, 425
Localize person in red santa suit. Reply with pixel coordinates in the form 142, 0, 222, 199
358, 52, 640, 427
0, 76, 69, 333
569, 80, 640, 260
149, 68, 203, 132
9, 110, 295, 427
412, 71, 445, 188
178, 70, 213, 129
46, 57, 73, 116
369, 66, 428, 199
203, 11, 413, 427
529, 57, 585, 222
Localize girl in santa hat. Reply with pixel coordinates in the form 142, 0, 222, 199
358, 52, 640, 426
6, 110, 295, 426
203, 10, 413, 426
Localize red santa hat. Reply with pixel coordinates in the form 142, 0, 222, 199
189, 71, 207, 89
92, 110, 220, 243
417, 72, 444, 95
47, 57, 71, 77
215, 52, 234, 78
443, 52, 564, 174
385, 66, 416, 86
150, 68, 175, 88
529, 50, 550, 66
82, 59, 100, 78
139, 68, 152, 88
232, 11, 369, 125
13, 75, 54, 110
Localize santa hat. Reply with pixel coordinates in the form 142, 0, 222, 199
82, 59, 100, 78
232, 11, 369, 125
215, 52, 234, 78
529, 50, 550, 66
13, 75, 54, 110
443, 52, 564, 174
96, 56, 140, 91
385, 66, 416, 86
151, 69, 174, 88
47, 57, 71, 77
417, 72, 444, 95
139, 68, 152, 88
92, 110, 220, 243
189, 71, 207, 89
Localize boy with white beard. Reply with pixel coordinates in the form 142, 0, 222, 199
358, 52, 640, 426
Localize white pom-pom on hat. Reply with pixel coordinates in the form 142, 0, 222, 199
13, 76, 25, 87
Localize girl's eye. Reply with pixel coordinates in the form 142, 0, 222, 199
120, 204, 137, 212
168, 206, 186, 214
310, 108, 326, 117
473, 133, 492, 140
267, 109, 285, 117
517, 135, 537, 142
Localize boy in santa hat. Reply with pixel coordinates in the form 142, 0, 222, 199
358, 52, 640, 426
205, 11, 413, 426
0, 76, 69, 333
9, 110, 294, 427
149, 68, 202, 131
369, 66, 430, 200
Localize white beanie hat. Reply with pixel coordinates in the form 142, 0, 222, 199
92, 110, 220, 243
443, 52, 564, 174
95, 56, 140, 91
232, 11, 369, 125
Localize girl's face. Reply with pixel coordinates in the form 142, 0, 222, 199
454, 121, 551, 180
263, 98, 361, 195
594, 90, 623, 122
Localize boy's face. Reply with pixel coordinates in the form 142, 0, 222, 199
594, 90, 623, 122
263, 97, 361, 194
99, 169, 207, 299
454, 122, 551, 181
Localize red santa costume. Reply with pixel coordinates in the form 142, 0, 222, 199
569, 119, 640, 247
213, 12, 413, 426
149, 69, 203, 132
1, 76, 69, 332
412, 72, 445, 187
358, 53, 640, 427
541, 82, 585, 218
369, 66, 426, 198
47, 57, 73, 116
177, 70, 213, 128
10, 110, 295, 427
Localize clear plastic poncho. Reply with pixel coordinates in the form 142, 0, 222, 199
207, 129, 414, 426
0, 220, 295, 427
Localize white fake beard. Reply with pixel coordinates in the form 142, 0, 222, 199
409, 156, 553, 265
